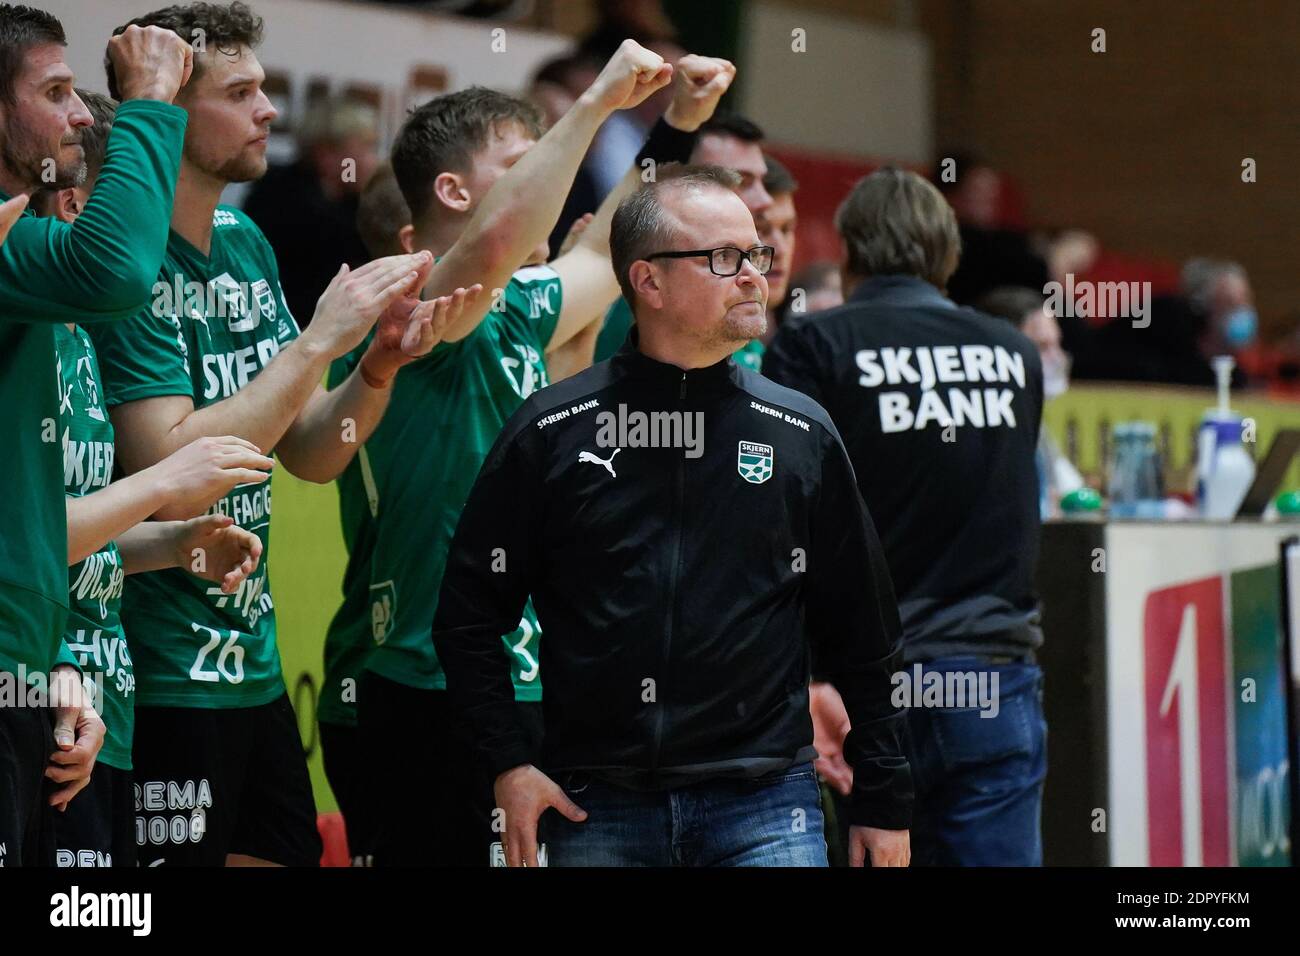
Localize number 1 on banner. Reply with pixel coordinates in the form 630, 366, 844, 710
1143, 576, 1230, 866
1159, 605, 1203, 865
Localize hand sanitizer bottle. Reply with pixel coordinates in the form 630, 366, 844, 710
1196, 356, 1256, 519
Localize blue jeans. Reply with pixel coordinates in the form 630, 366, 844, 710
540, 763, 828, 867
902, 658, 1047, 866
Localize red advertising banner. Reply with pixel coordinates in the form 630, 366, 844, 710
1143, 576, 1230, 866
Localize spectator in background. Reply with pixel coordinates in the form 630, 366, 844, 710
777, 260, 843, 328
936, 153, 1097, 307
979, 286, 1085, 516
574, 3, 683, 206
577, 0, 677, 59
528, 55, 601, 257
242, 96, 379, 325
1071, 258, 1251, 388
1183, 258, 1258, 361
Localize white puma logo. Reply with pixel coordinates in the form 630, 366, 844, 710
578, 448, 620, 478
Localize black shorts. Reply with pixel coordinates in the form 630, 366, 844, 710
0, 703, 55, 867
132, 693, 322, 867
53, 762, 135, 867
357, 672, 544, 867
319, 721, 376, 865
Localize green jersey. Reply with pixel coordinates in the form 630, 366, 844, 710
55, 325, 134, 770
89, 208, 298, 709
0, 100, 184, 681
362, 266, 563, 695
319, 340, 375, 727
593, 297, 633, 363
733, 337, 766, 371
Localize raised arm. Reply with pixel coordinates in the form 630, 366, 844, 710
0, 27, 192, 322
546, 54, 736, 352
425, 40, 673, 343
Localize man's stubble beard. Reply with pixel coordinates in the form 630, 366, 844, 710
0, 117, 85, 190
698, 306, 766, 353
218, 151, 268, 184
185, 139, 268, 186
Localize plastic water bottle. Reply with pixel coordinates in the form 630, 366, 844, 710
1109, 422, 1164, 519
1196, 356, 1256, 520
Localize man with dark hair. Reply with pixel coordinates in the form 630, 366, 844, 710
35, 94, 269, 868
88, 1, 476, 868
765, 167, 1048, 866
30, 88, 114, 219
0, 6, 193, 868
694, 113, 770, 210
733, 152, 798, 370
593, 110, 773, 362
353, 42, 734, 867
434, 164, 912, 867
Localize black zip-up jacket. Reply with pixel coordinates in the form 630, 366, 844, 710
765, 275, 1044, 663
432, 337, 913, 829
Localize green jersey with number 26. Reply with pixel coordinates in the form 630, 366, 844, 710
89, 208, 298, 709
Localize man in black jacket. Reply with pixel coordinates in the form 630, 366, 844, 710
765, 168, 1047, 866
432, 165, 912, 867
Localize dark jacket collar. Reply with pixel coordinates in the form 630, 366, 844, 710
611, 324, 738, 391
847, 274, 957, 311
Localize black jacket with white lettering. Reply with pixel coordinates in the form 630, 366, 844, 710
765, 275, 1044, 663
431, 336, 913, 829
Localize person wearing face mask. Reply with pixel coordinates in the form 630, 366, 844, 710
1183, 259, 1258, 367
1071, 259, 1252, 389
979, 287, 1085, 518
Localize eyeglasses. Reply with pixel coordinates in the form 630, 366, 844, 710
645, 245, 775, 277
